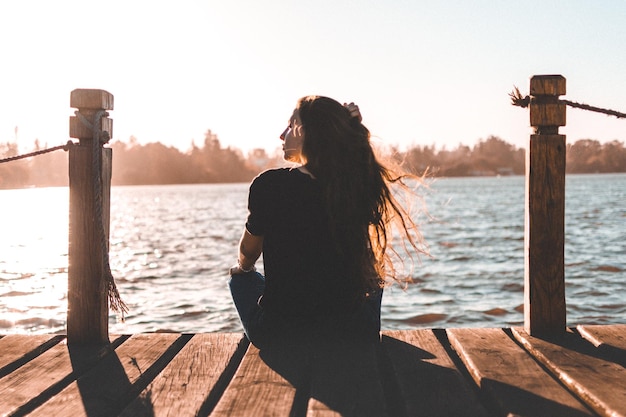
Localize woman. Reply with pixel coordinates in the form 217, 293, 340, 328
229, 96, 425, 347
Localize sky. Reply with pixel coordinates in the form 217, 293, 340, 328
1, 1, 625, 156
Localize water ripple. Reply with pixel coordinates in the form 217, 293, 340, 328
1, 175, 625, 334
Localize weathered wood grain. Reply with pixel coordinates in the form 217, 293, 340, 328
524, 133, 567, 336
0, 335, 123, 416
2, 326, 626, 416
529, 74, 566, 127
512, 327, 626, 417
69, 89, 114, 140
530, 74, 566, 96
0, 334, 63, 377
118, 333, 246, 417
211, 342, 305, 416
577, 324, 626, 349
577, 324, 626, 371
29, 333, 185, 417
307, 399, 343, 417
382, 329, 489, 417
448, 328, 593, 416
67, 144, 112, 345
70, 89, 114, 111
524, 74, 568, 337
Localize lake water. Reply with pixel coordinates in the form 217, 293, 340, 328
1, 174, 624, 335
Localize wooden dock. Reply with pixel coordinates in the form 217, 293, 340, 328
3, 78, 623, 416
1, 324, 626, 416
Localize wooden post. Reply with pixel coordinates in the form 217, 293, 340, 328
67, 89, 114, 345
524, 75, 567, 336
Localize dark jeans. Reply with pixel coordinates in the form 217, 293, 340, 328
228, 271, 382, 347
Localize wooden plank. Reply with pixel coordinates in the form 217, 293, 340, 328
306, 341, 389, 417
448, 328, 593, 416
0, 334, 64, 377
211, 342, 305, 416
29, 333, 185, 417
118, 333, 247, 417
512, 327, 626, 417
381, 329, 489, 417
0, 335, 125, 416
577, 324, 626, 371
577, 324, 626, 349
307, 399, 342, 417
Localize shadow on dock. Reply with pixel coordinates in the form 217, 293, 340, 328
2, 325, 626, 416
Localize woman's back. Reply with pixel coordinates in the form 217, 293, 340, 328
248, 168, 359, 318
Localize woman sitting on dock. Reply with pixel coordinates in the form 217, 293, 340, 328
229, 96, 425, 347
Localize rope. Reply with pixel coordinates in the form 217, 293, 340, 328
560, 99, 626, 119
509, 86, 626, 119
76, 110, 128, 318
0, 141, 74, 164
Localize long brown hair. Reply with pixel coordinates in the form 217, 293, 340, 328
297, 96, 426, 294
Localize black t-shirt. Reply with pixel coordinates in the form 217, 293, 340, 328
246, 168, 360, 319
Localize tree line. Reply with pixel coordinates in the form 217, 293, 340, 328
399, 136, 626, 177
1, 131, 625, 189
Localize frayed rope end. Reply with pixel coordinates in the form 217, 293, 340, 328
509, 86, 530, 108
108, 282, 129, 322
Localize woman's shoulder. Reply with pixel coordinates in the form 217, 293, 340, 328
249, 168, 290, 193
253, 167, 303, 184
256, 167, 293, 178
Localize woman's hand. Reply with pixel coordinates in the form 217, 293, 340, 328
229, 264, 244, 275
343, 102, 362, 122
229, 263, 256, 275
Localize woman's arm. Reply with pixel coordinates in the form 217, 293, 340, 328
230, 229, 264, 275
